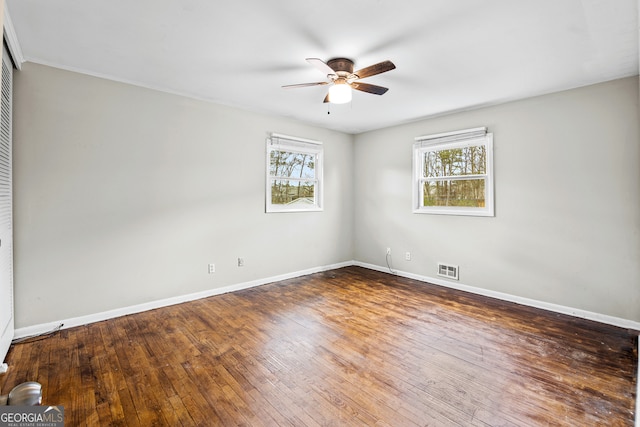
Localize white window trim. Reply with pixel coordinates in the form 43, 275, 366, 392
413, 127, 494, 217
266, 133, 323, 213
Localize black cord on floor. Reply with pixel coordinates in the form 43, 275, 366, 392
11, 323, 64, 345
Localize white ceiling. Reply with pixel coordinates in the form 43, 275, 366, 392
5, 0, 638, 134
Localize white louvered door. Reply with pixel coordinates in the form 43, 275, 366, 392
0, 44, 13, 363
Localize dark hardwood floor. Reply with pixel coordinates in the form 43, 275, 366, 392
0, 266, 637, 426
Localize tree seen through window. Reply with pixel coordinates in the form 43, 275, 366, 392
269, 150, 316, 205
422, 145, 486, 207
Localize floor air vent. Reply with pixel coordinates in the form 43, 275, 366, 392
437, 263, 459, 280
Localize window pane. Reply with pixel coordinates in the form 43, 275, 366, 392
422, 179, 485, 207
423, 145, 486, 177
270, 150, 315, 179
270, 179, 315, 205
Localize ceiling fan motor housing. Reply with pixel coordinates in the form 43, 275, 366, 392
327, 58, 354, 76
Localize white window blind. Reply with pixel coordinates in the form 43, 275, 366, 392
415, 127, 488, 147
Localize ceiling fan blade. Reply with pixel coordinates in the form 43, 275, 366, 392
282, 82, 329, 89
353, 60, 396, 79
350, 82, 389, 95
306, 58, 336, 75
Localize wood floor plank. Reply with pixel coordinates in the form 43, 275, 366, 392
0, 266, 637, 426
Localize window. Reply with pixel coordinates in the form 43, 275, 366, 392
413, 127, 494, 216
266, 133, 323, 212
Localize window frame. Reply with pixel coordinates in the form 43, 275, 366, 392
266, 133, 323, 213
413, 127, 494, 217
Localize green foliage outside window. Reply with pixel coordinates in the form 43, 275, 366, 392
422, 146, 486, 207
423, 179, 485, 207
269, 150, 316, 205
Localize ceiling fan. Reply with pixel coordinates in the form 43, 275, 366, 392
283, 58, 396, 104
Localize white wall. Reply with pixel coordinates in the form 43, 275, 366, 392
13, 63, 354, 328
353, 77, 640, 322
11, 62, 640, 329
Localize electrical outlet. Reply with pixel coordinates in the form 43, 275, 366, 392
237, 257, 244, 267
208, 263, 215, 274
386, 247, 391, 255
405, 252, 411, 261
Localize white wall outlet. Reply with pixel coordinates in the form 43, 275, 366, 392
405, 252, 411, 261
386, 247, 391, 255
208, 263, 215, 274
238, 257, 244, 267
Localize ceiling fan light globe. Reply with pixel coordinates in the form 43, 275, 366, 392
329, 84, 352, 104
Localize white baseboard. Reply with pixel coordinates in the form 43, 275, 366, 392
14, 260, 353, 339
354, 261, 640, 332
15, 260, 640, 340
